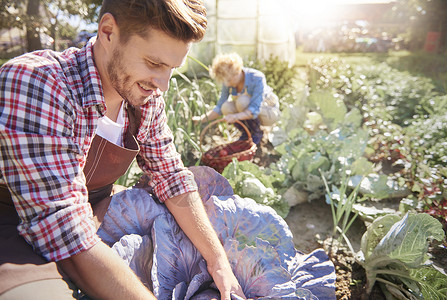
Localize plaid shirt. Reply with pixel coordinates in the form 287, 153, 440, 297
0, 38, 197, 262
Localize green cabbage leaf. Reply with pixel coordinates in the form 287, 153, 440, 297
360, 212, 447, 298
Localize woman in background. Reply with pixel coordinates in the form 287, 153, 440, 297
193, 52, 280, 145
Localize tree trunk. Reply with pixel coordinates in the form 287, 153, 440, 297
50, 21, 56, 51
26, 0, 42, 52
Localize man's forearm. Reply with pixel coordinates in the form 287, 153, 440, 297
165, 191, 245, 299
165, 191, 226, 266
58, 241, 155, 300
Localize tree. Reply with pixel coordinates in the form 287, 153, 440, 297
1, 0, 102, 52
26, 0, 42, 51
41, 0, 102, 50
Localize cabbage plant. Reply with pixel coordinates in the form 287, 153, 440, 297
222, 159, 289, 218
99, 166, 336, 299
359, 213, 447, 299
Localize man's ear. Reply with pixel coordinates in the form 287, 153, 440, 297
97, 13, 119, 47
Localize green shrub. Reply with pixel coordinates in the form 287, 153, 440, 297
246, 55, 304, 107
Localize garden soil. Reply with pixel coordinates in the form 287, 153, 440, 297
252, 137, 381, 299
284, 200, 386, 299
207, 128, 446, 299
252, 137, 447, 300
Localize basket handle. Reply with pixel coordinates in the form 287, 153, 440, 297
199, 119, 253, 152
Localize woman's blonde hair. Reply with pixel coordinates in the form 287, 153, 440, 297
209, 53, 243, 83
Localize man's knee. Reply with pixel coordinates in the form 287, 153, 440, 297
0, 278, 79, 300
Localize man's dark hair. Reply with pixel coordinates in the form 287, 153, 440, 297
99, 0, 207, 44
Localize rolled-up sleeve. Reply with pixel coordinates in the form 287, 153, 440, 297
245, 70, 265, 118
136, 97, 197, 202
0, 63, 100, 261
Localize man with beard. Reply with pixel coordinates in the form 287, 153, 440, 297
0, 0, 245, 299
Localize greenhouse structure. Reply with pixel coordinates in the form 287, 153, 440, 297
187, 0, 296, 74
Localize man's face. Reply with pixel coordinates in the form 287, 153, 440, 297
106, 29, 191, 106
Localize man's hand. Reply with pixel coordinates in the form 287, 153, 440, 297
165, 192, 246, 300
208, 255, 245, 300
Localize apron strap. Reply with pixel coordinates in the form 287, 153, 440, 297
126, 104, 142, 138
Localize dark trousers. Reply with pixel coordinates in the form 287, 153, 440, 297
235, 118, 263, 145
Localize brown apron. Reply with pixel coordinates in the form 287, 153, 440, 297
0, 105, 141, 294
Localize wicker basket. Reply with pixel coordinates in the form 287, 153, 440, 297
200, 119, 257, 173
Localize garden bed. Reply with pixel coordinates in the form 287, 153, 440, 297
284, 198, 447, 299
253, 136, 447, 299
163, 51, 447, 299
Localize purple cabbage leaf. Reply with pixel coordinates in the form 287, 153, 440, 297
189, 166, 234, 200
111, 234, 153, 290
98, 188, 168, 245
103, 166, 335, 299
150, 213, 211, 299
